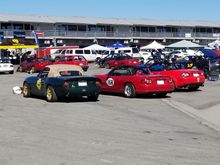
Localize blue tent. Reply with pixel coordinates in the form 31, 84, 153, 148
108, 41, 127, 49
200, 49, 217, 58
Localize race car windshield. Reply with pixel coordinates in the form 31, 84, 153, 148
59, 70, 82, 76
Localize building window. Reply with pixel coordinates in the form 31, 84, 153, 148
88, 25, 96, 31
24, 24, 31, 30
149, 27, 155, 32
214, 28, 220, 33
165, 27, 172, 32
1, 23, 12, 29
68, 25, 77, 31
78, 25, 86, 31
207, 28, 212, 33
157, 26, 165, 32
141, 26, 148, 32
106, 26, 113, 31
13, 24, 23, 30
57, 25, 67, 31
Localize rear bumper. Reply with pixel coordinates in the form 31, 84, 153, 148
56, 86, 101, 98
175, 77, 205, 88
0, 67, 14, 72
136, 84, 174, 94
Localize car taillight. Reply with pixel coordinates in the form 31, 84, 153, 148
193, 73, 199, 77
182, 73, 190, 77
95, 81, 101, 86
64, 82, 69, 88
145, 79, 152, 84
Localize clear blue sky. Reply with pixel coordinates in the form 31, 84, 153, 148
0, 0, 220, 21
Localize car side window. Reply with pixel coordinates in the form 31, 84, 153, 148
67, 56, 72, 61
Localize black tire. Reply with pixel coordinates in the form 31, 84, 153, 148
17, 66, 23, 72
140, 58, 144, 64
88, 93, 99, 101
83, 68, 88, 72
55, 57, 60, 61
23, 83, 31, 97
188, 86, 200, 91
105, 63, 110, 69
95, 57, 101, 64
124, 83, 136, 98
46, 86, 58, 102
30, 66, 36, 73
9, 71, 14, 74
156, 93, 167, 98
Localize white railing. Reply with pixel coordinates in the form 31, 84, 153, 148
0, 29, 218, 39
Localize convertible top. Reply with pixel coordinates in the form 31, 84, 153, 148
46, 64, 84, 77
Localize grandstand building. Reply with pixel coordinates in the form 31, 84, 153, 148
0, 13, 220, 47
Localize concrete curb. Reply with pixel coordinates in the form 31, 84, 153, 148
162, 99, 220, 132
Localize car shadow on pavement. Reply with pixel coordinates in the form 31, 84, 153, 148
174, 89, 202, 92
100, 92, 171, 99
26, 95, 100, 103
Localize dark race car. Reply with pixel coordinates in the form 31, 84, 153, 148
95, 66, 174, 98
23, 64, 101, 102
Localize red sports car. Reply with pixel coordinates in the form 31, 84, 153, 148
95, 66, 174, 98
54, 55, 89, 71
17, 58, 53, 73
148, 63, 205, 90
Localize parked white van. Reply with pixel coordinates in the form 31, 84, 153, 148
50, 49, 66, 60
116, 47, 142, 59
64, 49, 98, 62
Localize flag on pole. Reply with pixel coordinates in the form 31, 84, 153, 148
32, 31, 39, 46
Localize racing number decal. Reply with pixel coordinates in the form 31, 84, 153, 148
36, 79, 42, 90
106, 78, 114, 86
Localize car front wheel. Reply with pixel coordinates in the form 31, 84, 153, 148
124, 83, 136, 98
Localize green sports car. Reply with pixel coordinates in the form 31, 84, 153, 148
22, 64, 101, 102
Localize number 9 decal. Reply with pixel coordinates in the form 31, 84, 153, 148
36, 78, 42, 90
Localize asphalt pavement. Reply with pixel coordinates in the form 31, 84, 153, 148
0, 65, 220, 165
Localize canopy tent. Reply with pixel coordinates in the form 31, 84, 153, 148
83, 44, 110, 51
208, 40, 220, 49
166, 40, 203, 49
140, 41, 165, 50
0, 38, 39, 49
108, 41, 127, 49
